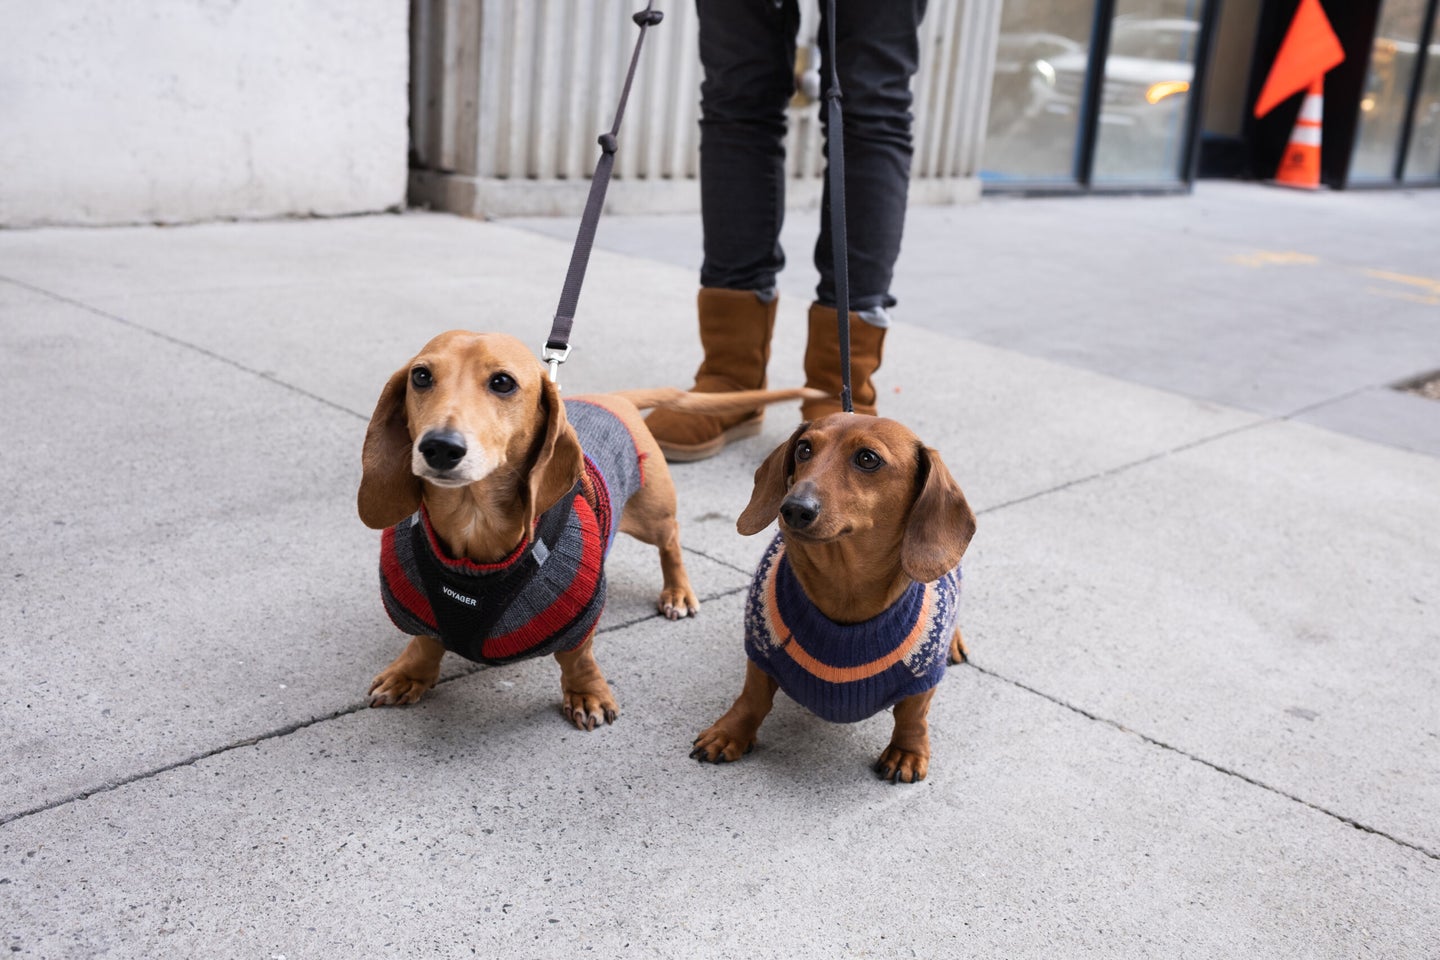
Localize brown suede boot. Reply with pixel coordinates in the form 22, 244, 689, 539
801, 302, 886, 419
647, 287, 778, 462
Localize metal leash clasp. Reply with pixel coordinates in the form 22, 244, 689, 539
542, 343, 571, 384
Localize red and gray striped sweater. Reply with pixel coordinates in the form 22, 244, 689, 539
378, 399, 644, 665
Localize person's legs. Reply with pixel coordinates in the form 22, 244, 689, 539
650, 0, 800, 461
696, 0, 799, 292
803, 0, 927, 418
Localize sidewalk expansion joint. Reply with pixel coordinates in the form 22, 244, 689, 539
0, 704, 368, 830
976, 385, 1387, 519
679, 544, 755, 578
965, 661, 1440, 862
979, 419, 1271, 517
0, 274, 367, 423
0, 582, 751, 832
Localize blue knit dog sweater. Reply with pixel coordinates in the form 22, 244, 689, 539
379, 398, 644, 665
744, 533, 961, 723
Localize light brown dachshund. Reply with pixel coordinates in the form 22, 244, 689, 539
691, 414, 976, 782
358, 330, 820, 731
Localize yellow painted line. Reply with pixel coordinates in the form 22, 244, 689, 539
1224, 255, 1439, 306
1226, 250, 1320, 268
1362, 269, 1440, 294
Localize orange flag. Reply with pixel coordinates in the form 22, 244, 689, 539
1253, 0, 1345, 117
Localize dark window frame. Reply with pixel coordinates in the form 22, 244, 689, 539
1340, 0, 1440, 188
983, 0, 1220, 197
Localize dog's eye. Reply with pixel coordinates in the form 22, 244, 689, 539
489, 372, 518, 395
853, 448, 884, 472
411, 367, 433, 389
795, 439, 813, 462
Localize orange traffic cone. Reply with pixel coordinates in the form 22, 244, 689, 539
1274, 77, 1324, 189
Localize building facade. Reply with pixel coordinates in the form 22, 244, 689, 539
410, 0, 1438, 218
6, 0, 1428, 228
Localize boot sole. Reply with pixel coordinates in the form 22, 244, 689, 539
654, 414, 764, 462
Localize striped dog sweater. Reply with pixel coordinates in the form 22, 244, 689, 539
744, 533, 961, 724
378, 399, 644, 665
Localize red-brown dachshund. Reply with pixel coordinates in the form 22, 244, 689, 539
691, 414, 975, 781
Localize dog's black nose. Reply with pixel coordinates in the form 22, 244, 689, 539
779, 492, 820, 530
418, 431, 467, 471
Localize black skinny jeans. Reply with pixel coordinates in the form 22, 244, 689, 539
696, 0, 927, 313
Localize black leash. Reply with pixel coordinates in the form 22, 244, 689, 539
821, 0, 854, 414
544, 2, 664, 384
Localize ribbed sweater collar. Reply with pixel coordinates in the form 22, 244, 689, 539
772, 539, 927, 667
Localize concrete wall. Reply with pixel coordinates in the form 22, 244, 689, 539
0, 1, 410, 228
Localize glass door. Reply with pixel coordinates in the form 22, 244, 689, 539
1091, 0, 1206, 182
1350, 0, 1440, 185
981, 0, 1214, 190
1402, 3, 1440, 182
980, 0, 1098, 184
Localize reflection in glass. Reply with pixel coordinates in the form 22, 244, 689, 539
1402, 8, 1440, 182
1350, 0, 1429, 182
1091, 0, 1202, 183
980, 0, 1095, 183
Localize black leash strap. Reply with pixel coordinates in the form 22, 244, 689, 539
544, 2, 663, 383
822, 0, 853, 414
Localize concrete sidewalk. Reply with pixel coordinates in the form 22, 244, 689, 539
1, 182, 1437, 958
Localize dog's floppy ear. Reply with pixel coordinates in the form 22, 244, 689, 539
521, 374, 584, 533
900, 445, 976, 583
358, 365, 422, 529
737, 423, 807, 536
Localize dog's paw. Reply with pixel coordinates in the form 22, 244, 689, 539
562, 688, 619, 732
948, 627, 969, 665
875, 745, 929, 784
368, 670, 434, 707
657, 586, 700, 620
689, 725, 755, 764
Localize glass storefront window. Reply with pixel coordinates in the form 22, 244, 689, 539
980, 0, 1205, 187
1402, 10, 1440, 182
1091, 0, 1203, 183
980, 0, 1097, 183
1350, 0, 1430, 182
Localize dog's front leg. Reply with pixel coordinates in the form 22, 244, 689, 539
948, 626, 968, 664
369, 635, 446, 706
876, 687, 938, 784
691, 661, 778, 763
554, 632, 619, 731
653, 522, 700, 619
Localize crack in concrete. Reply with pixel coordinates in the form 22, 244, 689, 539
976, 383, 1394, 521
0, 274, 367, 422
0, 706, 367, 830
965, 662, 1440, 862
0, 583, 751, 831
978, 418, 1271, 517
678, 543, 754, 578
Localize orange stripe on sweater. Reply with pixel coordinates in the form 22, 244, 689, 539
765, 559, 934, 684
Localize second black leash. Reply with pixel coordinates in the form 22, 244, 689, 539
822, 0, 854, 414
544, 2, 664, 385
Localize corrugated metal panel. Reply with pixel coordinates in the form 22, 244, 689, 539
410, 0, 1000, 213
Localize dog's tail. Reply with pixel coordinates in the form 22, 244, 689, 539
613, 386, 828, 414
